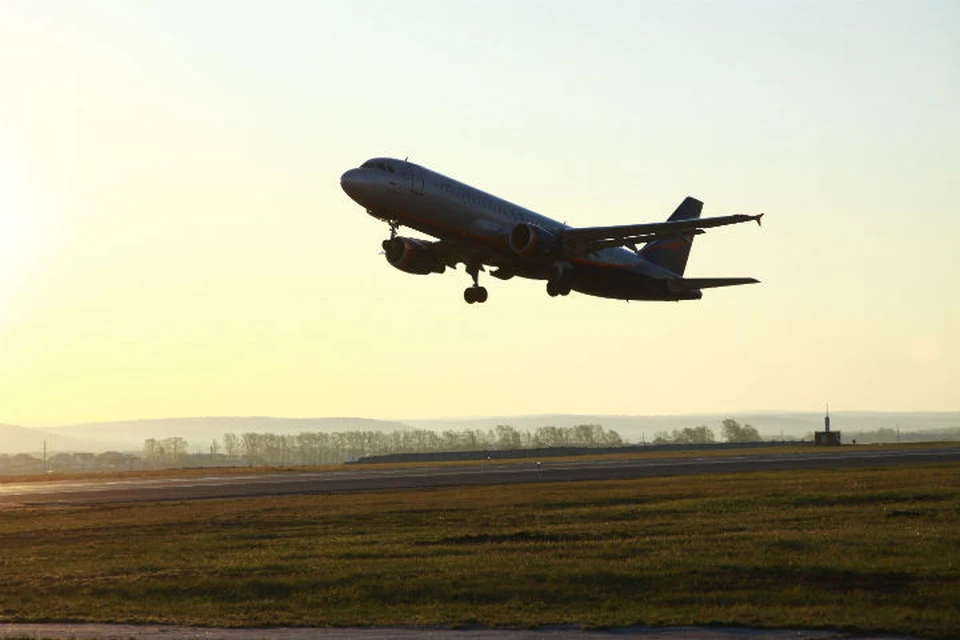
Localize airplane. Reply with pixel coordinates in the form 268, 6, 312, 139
340, 157, 763, 304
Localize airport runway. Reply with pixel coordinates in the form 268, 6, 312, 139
2, 446, 958, 508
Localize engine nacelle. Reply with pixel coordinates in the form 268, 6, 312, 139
508, 223, 561, 259
382, 237, 445, 275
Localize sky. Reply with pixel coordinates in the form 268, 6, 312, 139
0, 1, 957, 427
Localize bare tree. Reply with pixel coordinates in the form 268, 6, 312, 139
721, 419, 761, 443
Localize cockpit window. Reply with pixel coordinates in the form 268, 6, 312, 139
361, 160, 395, 173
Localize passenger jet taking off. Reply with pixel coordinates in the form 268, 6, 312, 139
340, 157, 763, 304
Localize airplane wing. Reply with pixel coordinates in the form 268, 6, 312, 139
667, 277, 760, 291
562, 213, 763, 253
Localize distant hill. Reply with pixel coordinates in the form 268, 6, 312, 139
0, 423, 130, 455
40, 416, 415, 452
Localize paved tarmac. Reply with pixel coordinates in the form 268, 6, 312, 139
2, 446, 958, 507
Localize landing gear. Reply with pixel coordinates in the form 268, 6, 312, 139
546, 280, 572, 297
463, 262, 488, 304
464, 286, 488, 304
546, 260, 573, 298
381, 221, 403, 261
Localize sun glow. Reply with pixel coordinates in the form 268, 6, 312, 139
0, 136, 31, 315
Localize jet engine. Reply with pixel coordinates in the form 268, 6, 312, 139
382, 237, 446, 275
508, 223, 560, 259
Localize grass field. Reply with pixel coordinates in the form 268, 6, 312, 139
1, 462, 958, 638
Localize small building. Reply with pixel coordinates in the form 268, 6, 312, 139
814, 406, 841, 445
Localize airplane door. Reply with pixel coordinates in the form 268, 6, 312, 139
409, 165, 424, 195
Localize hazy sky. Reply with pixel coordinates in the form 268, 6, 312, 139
1, 1, 957, 427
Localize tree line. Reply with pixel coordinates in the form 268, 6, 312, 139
141, 423, 624, 467
0, 450, 137, 475
652, 419, 762, 445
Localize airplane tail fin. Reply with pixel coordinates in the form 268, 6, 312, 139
638, 197, 703, 276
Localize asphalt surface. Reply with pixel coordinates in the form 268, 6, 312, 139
2, 446, 958, 507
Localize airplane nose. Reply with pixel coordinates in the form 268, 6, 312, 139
340, 168, 362, 195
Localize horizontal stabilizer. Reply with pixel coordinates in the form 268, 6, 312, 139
668, 277, 759, 291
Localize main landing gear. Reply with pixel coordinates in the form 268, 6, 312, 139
463, 262, 488, 304
546, 260, 573, 297
464, 287, 488, 304
545, 280, 572, 297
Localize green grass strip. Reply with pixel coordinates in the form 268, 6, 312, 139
1, 464, 957, 638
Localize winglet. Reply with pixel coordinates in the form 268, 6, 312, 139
732, 213, 764, 226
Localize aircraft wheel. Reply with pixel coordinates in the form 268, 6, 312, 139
464, 286, 488, 304
546, 281, 560, 297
